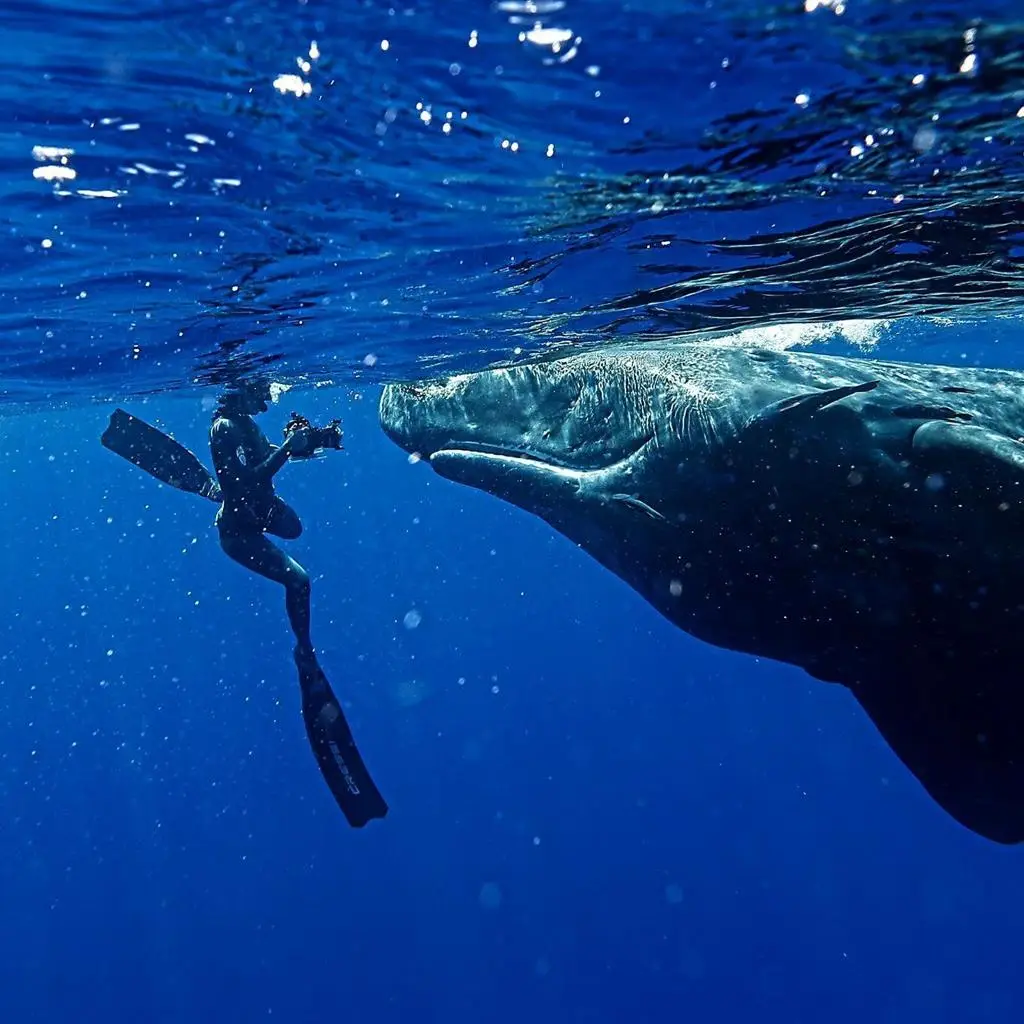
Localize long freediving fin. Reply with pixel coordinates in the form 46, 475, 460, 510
101, 408, 222, 503
298, 660, 388, 828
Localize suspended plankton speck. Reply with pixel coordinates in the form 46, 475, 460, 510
33, 165, 76, 182
381, 39, 390, 51
309, 40, 320, 60
32, 145, 74, 161
912, 73, 926, 86
273, 74, 311, 97
795, 93, 809, 106
545, 143, 555, 157
41, 238, 53, 249
524, 26, 573, 47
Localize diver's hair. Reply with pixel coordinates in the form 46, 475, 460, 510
212, 377, 271, 419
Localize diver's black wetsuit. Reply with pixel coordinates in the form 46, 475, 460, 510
209, 398, 315, 661
206, 389, 388, 826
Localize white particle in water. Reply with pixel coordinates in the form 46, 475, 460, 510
403, 609, 422, 630
913, 127, 937, 153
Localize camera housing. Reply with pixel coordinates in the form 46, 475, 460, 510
283, 412, 343, 458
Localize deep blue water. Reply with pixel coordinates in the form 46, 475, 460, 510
3, 1, 1024, 1021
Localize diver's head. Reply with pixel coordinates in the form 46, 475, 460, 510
219, 377, 273, 416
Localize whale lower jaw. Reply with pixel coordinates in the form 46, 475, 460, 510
428, 448, 586, 506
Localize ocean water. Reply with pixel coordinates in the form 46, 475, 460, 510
2, 1, 1024, 1022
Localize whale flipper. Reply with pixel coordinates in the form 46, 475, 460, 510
849, 668, 1024, 845
612, 494, 668, 522
751, 380, 879, 426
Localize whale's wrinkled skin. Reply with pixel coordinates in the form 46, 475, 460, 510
379, 342, 1024, 844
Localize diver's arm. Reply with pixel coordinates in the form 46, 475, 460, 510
252, 440, 294, 481
211, 418, 296, 487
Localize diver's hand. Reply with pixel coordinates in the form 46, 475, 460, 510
284, 427, 313, 456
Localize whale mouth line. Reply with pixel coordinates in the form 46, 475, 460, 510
430, 442, 576, 471
428, 446, 591, 487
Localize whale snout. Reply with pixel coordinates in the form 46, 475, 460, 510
379, 380, 454, 457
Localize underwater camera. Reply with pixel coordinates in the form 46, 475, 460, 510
283, 411, 344, 459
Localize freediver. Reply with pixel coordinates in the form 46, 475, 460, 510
100, 378, 388, 827
208, 379, 318, 669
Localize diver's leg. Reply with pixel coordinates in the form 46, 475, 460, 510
219, 530, 313, 653
265, 498, 302, 540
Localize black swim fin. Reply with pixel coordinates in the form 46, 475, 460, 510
101, 408, 222, 503
298, 659, 388, 828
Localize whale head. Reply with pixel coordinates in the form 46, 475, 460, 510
377, 349, 748, 621
380, 353, 695, 514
